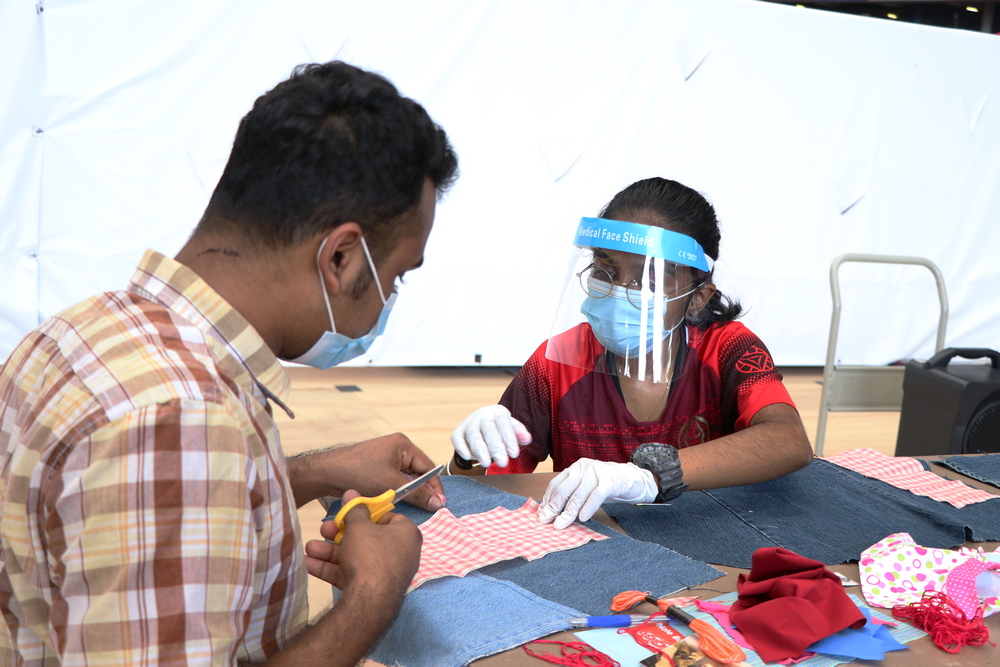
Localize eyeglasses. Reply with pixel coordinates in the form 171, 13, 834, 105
577, 263, 666, 310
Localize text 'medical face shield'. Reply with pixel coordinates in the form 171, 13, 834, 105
545, 217, 713, 385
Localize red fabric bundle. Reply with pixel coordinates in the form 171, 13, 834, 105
729, 547, 865, 662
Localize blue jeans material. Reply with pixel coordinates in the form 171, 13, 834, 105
604, 458, 1000, 568
937, 453, 1000, 488
364, 571, 582, 667
327, 476, 724, 666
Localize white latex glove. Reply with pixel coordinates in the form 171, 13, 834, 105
451, 404, 532, 468
537, 459, 658, 529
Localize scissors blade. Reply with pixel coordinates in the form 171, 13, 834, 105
392, 464, 445, 503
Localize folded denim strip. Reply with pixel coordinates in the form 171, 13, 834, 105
937, 454, 1000, 489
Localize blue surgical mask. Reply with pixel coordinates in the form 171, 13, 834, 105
291, 236, 396, 369
581, 285, 687, 358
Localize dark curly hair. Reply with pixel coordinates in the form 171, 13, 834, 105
198, 61, 458, 262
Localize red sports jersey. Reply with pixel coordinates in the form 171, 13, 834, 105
491, 321, 795, 473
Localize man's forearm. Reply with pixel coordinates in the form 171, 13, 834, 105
286, 445, 351, 508
262, 579, 403, 667
285, 433, 446, 512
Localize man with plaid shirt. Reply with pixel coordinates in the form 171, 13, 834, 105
0, 61, 456, 666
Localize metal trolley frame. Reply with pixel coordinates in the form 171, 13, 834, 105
814, 254, 948, 456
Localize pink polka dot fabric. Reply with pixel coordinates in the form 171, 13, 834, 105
945, 558, 1000, 618
859, 532, 1000, 617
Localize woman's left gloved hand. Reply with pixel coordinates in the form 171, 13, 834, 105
537, 458, 658, 529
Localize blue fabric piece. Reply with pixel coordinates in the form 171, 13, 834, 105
936, 453, 1000, 488
475, 517, 722, 615
604, 458, 1000, 568
806, 608, 908, 660
354, 571, 583, 667
362, 476, 725, 615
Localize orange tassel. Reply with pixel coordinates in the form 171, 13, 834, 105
667, 605, 746, 664
612, 591, 745, 664
610, 590, 651, 612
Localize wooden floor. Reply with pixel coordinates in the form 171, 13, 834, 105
275, 365, 901, 621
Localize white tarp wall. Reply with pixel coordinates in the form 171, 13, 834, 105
2, 0, 999, 368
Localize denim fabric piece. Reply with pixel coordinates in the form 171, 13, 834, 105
477, 516, 723, 615
353, 476, 724, 616
362, 571, 582, 667
936, 454, 1000, 488
605, 459, 1000, 568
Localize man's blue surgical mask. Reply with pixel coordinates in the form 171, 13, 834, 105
581, 284, 690, 358
291, 236, 396, 369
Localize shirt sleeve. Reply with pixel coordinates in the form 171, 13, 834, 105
715, 325, 797, 432
44, 398, 264, 666
493, 341, 554, 474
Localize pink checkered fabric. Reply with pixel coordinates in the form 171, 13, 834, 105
825, 448, 996, 508
408, 498, 609, 592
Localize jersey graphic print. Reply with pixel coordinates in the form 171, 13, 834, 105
735, 345, 775, 373
677, 415, 711, 447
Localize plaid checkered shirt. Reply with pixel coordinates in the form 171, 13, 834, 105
0, 251, 309, 666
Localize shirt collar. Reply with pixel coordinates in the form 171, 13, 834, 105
128, 250, 294, 418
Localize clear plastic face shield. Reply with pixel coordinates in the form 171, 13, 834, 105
545, 217, 715, 385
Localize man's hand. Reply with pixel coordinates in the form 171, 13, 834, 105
269, 491, 421, 666
287, 433, 446, 511
304, 490, 422, 595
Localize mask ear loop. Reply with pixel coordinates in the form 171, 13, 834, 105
359, 236, 388, 305
315, 237, 338, 335
316, 234, 387, 338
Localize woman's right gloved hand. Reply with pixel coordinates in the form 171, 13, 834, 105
537, 458, 658, 529
450, 404, 532, 468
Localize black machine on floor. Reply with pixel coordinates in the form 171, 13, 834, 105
895, 348, 1000, 456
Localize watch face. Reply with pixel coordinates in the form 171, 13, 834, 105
633, 443, 679, 469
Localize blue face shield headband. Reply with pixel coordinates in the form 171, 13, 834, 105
573, 217, 714, 272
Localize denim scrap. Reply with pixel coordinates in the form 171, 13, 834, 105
605, 458, 1000, 568
477, 515, 723, 615
936, 453, 1000, 489
362, 572, 583, 667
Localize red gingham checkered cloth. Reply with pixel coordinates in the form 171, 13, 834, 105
408, 498, 609, 592
824, 448, 995, 508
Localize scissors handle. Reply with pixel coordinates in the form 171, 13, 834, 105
332, 489, 396, 544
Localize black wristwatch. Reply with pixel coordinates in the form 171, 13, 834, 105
630, 442, 688, 503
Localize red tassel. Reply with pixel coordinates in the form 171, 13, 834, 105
892, 590, 994, 654
522, 640, 620, 666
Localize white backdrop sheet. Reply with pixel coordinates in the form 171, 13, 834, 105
1, 0, 998, 367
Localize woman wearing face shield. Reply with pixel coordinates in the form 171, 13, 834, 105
450, 177, 813, 529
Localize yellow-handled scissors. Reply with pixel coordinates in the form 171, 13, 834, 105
329, 464, 444, 544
